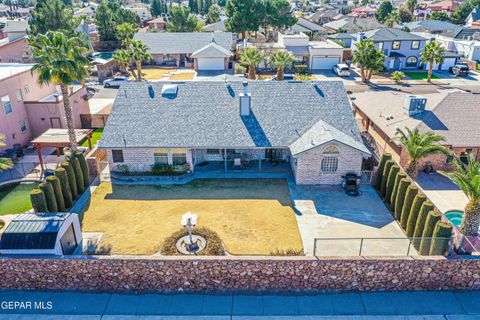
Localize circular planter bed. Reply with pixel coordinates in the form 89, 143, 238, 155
160, 227, 225, 256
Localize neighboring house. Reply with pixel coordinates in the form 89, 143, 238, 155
134, 32, 233, 70
125, 6, 152, 22
202, 20, 226, 32
402, 19, 459, 34
348, 5, 378, 18
0, 4, 30, 18
290, 17, 329, 37
0, 64, 90, 152
323, 16, 384, 33
351, 90, 480, 172
436, 27, 480, 62
414, 0, 459, 19
327, 33, 355, 48
352, 28, 427, 70
466, 6, 480, 27
307, 8, 342, 24
0, 19, 30, 63
99, 81, 370, 185
74, 4, 97, 19
146, 17, 166, 31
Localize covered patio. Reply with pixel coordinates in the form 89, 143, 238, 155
31, 128, 93, 171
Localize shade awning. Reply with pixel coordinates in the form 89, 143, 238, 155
31, 129, 92, 147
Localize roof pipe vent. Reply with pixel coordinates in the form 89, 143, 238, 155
148, 84, 155, 99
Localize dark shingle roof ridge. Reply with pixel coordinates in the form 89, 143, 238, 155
412, 91, 459, 131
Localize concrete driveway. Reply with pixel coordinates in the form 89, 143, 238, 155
289, 184, 409, 256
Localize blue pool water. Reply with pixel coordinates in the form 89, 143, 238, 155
444, 210, 463, 228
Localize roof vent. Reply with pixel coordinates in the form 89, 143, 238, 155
404, 95, 427, 116
239, 81, 251, 116
161, 84, 178, 97
148, 84, 155, 98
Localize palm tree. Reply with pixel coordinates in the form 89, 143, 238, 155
0, 134, 13, 172
442, 154, 480, 236
128, 40, 152, 81
420, 40, 445, 82
396, 127, 450, 180
269, 51, 294, 81
352, 40, 385, 83
239, 47, 264, 80
113, 49, 131, 74
384, 11, 401, 28
29, 31, 89, 152
116, 22, 138, 48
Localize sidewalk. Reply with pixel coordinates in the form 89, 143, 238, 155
0, 290, 479, 318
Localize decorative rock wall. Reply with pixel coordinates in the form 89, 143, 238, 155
0, 256, 479, 293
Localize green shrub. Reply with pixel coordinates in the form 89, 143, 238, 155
390, 172, 407, 208
412, 201, 434, 249
46, 176, 65, 212
394, 178, 411, 220
400, 185, 419, 229
60, 161, 78, 199
151, 164, 188, 176
74, 151, 90, 188
375, 153, 392, 190
294, 64, 308, 74
380, 160, 394, 198
39, 182, 58, 212
234, 64, 246, 75
429, 221, 453, 256
55, 168, 73, 209
405, 193, 427, 237
419, 211, 442, 255
160, 227, 225, 256
71, 157, 85, 194
390, 71, 405, 82
30, 189, 48, 213
384, 165, 400, 205
294, 73, 311, 80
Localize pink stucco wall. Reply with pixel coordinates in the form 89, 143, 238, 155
0, 37, 31, 63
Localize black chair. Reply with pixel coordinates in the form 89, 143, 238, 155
13, 144, 23, 158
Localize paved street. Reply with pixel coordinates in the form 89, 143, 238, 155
0, 290, 480, 319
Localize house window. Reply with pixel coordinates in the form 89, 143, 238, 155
406, 56, 418, 67
112, 150, 124, 163
24, 85, 30, 94
1, 95, 11, 115
375, 42, 384, 51
411, 41, 420, 49
15, 89, 23, 101
154, 150, 168, 165
206, 149, 220, 155
19, 121, 27, 132
322, 144, 340, 155
392, 41, 401, 50
172, 148, 187, 165
321, 157, 338, 172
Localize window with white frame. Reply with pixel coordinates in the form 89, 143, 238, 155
411, 41, 420, 49
19, 120, 27, 132
172, 148, 187, 165
15, 89, 23, 101
392, 41, 401, 50
154, 148, 169, 165
375, 42, 384, 51
1, 95, 12, 115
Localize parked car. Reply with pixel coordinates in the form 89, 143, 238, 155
103, 77, 130, 88
450, 64, 469, 77
332, 64, 351, 77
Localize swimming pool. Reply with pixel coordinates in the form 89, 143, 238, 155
93, 52, 113, 60
0, 182, 38, 215
444, 210, 464, 228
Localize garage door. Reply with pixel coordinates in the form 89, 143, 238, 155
440, 58, 456, 71
197, 58, 225, 70
311, 56, 340, 70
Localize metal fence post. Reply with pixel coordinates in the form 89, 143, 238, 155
406, 241, 412, 256
313, 239, 317, 256
359, 238, 364, 256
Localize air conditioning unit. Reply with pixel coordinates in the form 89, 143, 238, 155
404, 95, 427, 116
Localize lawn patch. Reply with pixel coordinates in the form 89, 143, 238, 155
405, 72, 439, 80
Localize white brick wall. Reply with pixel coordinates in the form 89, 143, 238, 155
293, 143, 364, 185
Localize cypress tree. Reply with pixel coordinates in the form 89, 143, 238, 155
419, 211, 442, 255
39, 182, 58, 212
55, 167, 73, 209
412, 201, 434, 249
375, 153, 392, 190
390, 172, 407, 209
384, 165, 400, 205
406, 193, 427, 237
46, 176, 65, 212
380, 160, 394, 199
394, 178, 411, 220
429, 221, 453, 256
71, 157, 85, 194
74, 151, 90, 188
60, 161, 78, 199
30, 189, 48, 213
400, 185, 418, 229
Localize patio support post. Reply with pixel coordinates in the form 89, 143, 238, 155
224, 148, 227, 172
258, 151, 262, 173
36, 144, 44, 171
56, 147, 60, 157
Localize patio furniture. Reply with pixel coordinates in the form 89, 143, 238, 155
342, 173, 360, 196
233, 158, 242, 169
13, 144, 24, 158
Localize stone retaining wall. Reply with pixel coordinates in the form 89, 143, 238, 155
0, 256, 479, 293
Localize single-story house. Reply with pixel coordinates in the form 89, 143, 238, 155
351, 90, 480, 172
0, 213, 82, 255
323, 16, 384, 33
99, 81, 370, 185
327, 33, 355, 48
402, 20, 459, 35
134, 32, 233, 70
146, 17, 166, 31
289, 17, 329, 37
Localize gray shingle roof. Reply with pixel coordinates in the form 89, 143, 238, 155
362, 28, 427, 41
190, 42, 231, 58
100, 81, 368, 155
403, 20, 459, 33
133, 32, 233, 54
323, 17, 384, 32
3, 19, 29, 33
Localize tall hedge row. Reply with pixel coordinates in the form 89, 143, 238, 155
429, 222, 453, 256
390, 172, 407, 209
412, 201, 435, 249
400, 185, 419, 229
39, 182, 57, 212
46, 176, 65, 212
384, 165, 400, 205
419, 211, 442, 255
61, 161, 78, 199
71, 157, 85, 194
30, 189, 48, 213
394, 178, 411, 220
405, 193, 427, 237
74, 151, 90, 188
55, 167, 73, 208
375, 153, 392, 190
380, 160, 394, 198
